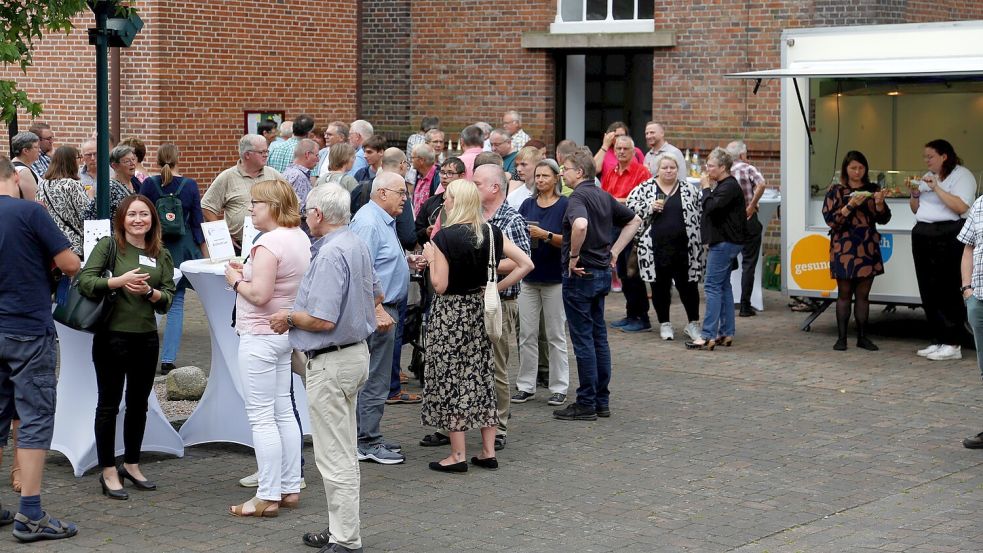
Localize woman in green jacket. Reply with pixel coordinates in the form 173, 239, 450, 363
77, 194, 175, 500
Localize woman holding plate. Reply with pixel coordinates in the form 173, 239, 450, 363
822, 151, 891, 351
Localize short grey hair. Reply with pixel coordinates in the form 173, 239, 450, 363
10, 132, 39, 158
371, 170, 404, 196
708, 147, 734, 172
306, 183, 350, 225
294, 138, 319, 158
725, 140, 747, 159
412, 143, 435, 164
425, 128, 445, 142
239, 134, 264, 159
460, 125, 484, 147
490, 128, 512, 142
475, 121, 493, 137
504, 110, 522, 125
475, 163, 507, 198
350, 120, 374, 140
109, 144, 135, 164
651, 153, 680, 171
614, 135, 635, 150
279, 121, 293, 138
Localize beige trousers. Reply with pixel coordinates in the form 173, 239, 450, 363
306, 341, 369, 550
489, 299, 519, 435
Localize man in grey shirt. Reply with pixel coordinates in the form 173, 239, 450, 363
271, 183, 388, 553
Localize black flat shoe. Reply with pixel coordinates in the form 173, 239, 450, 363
419, 432, 450, 447
99, 475, 129, 500
833, 338, 847, 351
963, 432, 983, 449
856, 336, 879, 351
118, 465, 157, 490
428, 461, 467, 473
470, 456, 499, 470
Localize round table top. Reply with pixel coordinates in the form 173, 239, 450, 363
180, 258, 234, 276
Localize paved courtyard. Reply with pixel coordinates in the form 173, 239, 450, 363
6, 289, 983, 552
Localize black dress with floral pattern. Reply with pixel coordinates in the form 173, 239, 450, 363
822, 183, 892, 279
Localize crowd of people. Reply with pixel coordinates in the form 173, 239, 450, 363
2, 110, 979, 550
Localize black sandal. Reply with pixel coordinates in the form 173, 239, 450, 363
419, 432, 450, 447
684, 339, 716, 351
302, 527, 331, 548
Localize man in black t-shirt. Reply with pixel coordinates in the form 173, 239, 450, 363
554, 149, 641, 422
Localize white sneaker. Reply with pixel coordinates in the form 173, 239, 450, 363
660, 322, 674, 340
917, 344, 941, 357
684, 321, 701, 342
238, 470, 259, 487
927, 345, 962, 361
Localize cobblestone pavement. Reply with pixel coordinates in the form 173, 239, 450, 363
6, 290, 983, 552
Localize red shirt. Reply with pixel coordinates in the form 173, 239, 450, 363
602, 159, 651, 199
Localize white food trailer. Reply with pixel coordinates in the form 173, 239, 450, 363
728, 20, 983, 329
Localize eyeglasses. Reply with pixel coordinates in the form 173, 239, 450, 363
382, 188, 407, 198
306, 207, 319, 215
82, 152, 97, 158
489, 141, 507, 148
250, 200, 268, 206
439, 171, 462, 179
39, 136, 54, 142
250, 150, 270, 157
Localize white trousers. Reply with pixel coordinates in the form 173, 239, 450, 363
237, 333, 302, 501
516, 282, 570, 394
307, 341, 369, 550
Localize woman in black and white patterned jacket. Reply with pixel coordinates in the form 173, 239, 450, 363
626, 153, 704, 342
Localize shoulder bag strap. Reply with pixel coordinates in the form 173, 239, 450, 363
486, 223, 496, 283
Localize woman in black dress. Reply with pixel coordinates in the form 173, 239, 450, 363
421, 179, 533, 473
822, 150, 891, 351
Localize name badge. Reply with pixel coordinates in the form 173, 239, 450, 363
139, 255, 157, 268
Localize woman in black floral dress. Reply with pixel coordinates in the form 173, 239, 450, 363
421, 179, 533, 473
822, 151, 891, 351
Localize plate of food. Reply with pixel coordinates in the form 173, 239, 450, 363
848, 190, 874, 198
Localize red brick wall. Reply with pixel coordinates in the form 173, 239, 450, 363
0, 0, 359, 188
409, 2, 556, 148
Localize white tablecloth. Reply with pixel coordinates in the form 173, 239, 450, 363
50, 325, 185, 478
729, 197, 780, 311
178, 259, 310, 447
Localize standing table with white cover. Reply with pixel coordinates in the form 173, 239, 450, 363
51, 271, 186, 477
178, 259, 311, 447
729, 194, 781, 311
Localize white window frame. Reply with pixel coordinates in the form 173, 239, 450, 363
550, 0, 655, 34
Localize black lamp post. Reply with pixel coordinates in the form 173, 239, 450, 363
87, 0, 142, 219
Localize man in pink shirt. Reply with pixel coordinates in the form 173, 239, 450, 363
457, 125, 485, 179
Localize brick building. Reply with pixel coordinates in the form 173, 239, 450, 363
3, 0, 982, 204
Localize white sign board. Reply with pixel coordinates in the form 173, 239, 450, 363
201, 220, 236, 262
82, 219, 111, 262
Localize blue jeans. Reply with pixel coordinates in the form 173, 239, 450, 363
965, 295, 983, 379
562, 268, 612, 409
161, 287, 186, 364
702, 242, 743, 340
389, 296, 408, 397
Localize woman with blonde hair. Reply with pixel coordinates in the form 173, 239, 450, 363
421, 179, 533, 473
139, 143, 207, 374
224, 179, 311, 516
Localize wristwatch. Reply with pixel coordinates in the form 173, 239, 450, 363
960, 285, 973, 293
546, 232, 554, 242
143, 288, 155, 300
287, 312, 296, 329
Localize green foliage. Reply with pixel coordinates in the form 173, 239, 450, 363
0, 1, 136, 124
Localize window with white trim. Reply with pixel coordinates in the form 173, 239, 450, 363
551, 0, 655, 34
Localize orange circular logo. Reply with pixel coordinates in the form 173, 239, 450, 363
790, 235, 835, 291
165, 213, 176, 221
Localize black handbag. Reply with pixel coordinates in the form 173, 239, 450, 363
53, 237, 118, 332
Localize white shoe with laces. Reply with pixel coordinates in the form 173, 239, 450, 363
684, 321, 701, 342
927, 344, 962, 361
660, 322, 674, 341
917, 344, 941, 357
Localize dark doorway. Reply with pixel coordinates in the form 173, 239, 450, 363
556, 50, 653, 152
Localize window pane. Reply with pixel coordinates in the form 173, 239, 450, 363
586, 0, 606, 20
561, 0, 583, 22
613, 0, 634, 20
638, 0, 654, 18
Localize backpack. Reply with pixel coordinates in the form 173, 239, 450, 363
155, 177, 186, 238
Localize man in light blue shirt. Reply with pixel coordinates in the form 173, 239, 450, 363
348, 171, 410, 465
346, 120, 373, 178
271, 183, 387, 553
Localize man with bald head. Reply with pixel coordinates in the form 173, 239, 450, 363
349, 171, 411, 465
475, 163, 530, 450
201, 134, 281, 251
643, 122, 686, 178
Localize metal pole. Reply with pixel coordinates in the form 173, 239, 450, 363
94, 4, 110, 219
111, 47, 121, 147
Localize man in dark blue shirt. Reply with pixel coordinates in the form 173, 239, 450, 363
554, 149, 640, 422
0, 156, 81, 542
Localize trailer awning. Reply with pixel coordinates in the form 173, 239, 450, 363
725, 56, 983, 79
